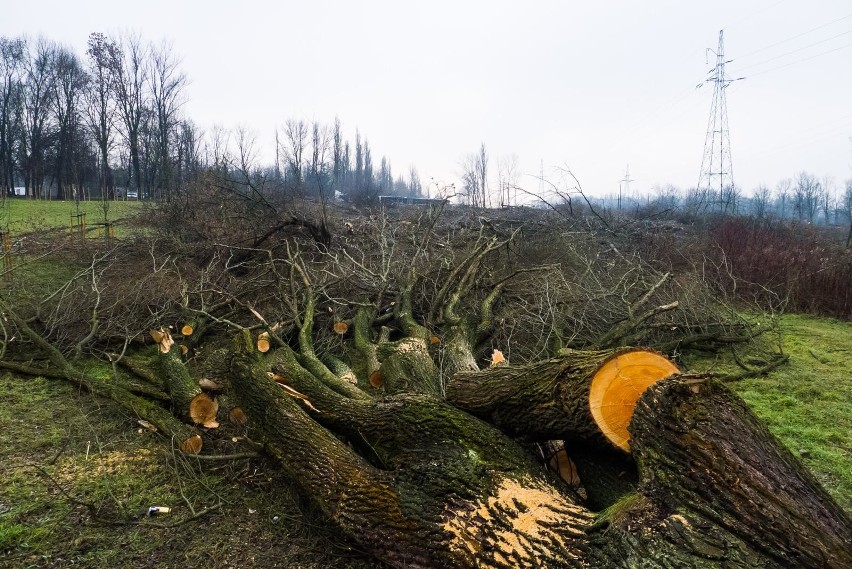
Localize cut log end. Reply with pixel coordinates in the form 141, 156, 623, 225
189, 393, 220, 429
589, 350, 679, 451
180, 434, 203, 455
369, 370, 384, 388
257, 332, 271, 353
229, 406, 246, 426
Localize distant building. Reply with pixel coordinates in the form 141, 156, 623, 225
379, 195, 448, 207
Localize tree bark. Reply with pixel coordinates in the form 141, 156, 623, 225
227, 339, 852, 568
622, 377, 852, 568
228, 333, 594, 568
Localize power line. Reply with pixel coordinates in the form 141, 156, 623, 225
747, 40, 852, 78
733, 29, 852, 73
735, 12, 852, 60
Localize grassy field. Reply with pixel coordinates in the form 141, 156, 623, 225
733, 314, 852, 511
0, 373, 379, 568
0, 314, 850, 567
1, 198, 144, 236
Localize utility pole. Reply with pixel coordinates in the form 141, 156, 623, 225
619, 164, 633, 210
697, 30, 743, 213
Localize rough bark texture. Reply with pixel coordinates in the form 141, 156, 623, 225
228, 335, 595, 568
156, 348, 202, 419
226, 336, 852, 568
624, 377, 852, 568
447, 350, 623, 447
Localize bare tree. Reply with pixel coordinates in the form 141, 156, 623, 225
112, 32, 148, 199
843, 179, 852, 247
282, 118, 308, 195
353, 129, 363, 200
795, 171, 820, 223
174, 118, 202, 186
776, 178, 792, 219
20, 37, 56, 198
751, 185, 771, 219
0, 36, 25, 196
84, 32, 119, 200
821, 176, 836, 226
460, 143, 488, 208
497, 153, 519, 207
363, 137, 374, 201
148, 40, 187, 201
408, 165, 422, 197
331, 116, 343, 191
720, 184, 741, 215
309, 120, 330, 195
50, 44, 86, 200
651, 184, 681, 212
683, 186, 712, 217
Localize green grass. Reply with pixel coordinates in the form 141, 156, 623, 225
0, 374, 379, 568
1, 198, 143, 236
729, 313, 852, 511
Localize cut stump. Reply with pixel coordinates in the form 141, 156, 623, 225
589, 350, 679, 451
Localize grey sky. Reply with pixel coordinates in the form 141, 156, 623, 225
3, 0, 851, 198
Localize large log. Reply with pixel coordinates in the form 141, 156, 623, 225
620, 377, 852, 568
228, 335, 595, 568
447, 349, 678, 450
230, 342, 852, 568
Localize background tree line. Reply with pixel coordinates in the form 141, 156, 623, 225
624, 173, 852, 228
0, 33, 422, 204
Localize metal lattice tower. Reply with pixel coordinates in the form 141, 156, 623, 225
697, 30, 742, 210
619, 164, 633, 210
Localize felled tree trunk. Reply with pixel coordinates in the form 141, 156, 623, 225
228, 332, 595, 568
227, 337, 852, 568
447, 349, 680, 450
614, 377, 852, 568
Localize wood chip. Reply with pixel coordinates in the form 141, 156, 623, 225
278, 384, 318, 412
267, 372, 288, 384
136, 420, 158, 432
149, 328, 175, 354
248, 305, 268, 324
198, 378, 223, 391
490, 349, 506, 367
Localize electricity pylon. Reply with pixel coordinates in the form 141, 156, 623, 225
697, 30, 744, 211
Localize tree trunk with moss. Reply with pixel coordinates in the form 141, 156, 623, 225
222, 326, 852, 568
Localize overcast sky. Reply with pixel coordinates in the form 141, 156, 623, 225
3, 0, 851, 199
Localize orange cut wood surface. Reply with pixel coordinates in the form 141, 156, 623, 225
257, 332, 271, 353
589, 350, 679, 451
